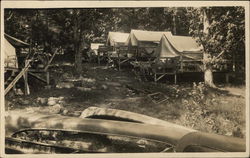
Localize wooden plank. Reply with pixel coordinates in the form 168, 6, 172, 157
120, 58, 130, 64
28, 72, 47, 83
5, 60, 31, 95
44, 49, 57, 71
155, 74, 166, 82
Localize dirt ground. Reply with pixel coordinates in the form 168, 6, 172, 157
5, 62, 246, 138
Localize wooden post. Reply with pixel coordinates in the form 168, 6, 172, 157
118, 51, 121, 71
107, 49, 110, 67
23, 71, 30, 95
180, 56, 183, 72
23, 60, 30, 95
174, 73, 177, 84
46, 71, 50, 85
97, 51, 100, 65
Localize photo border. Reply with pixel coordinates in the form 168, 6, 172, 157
1, 1, 249, 157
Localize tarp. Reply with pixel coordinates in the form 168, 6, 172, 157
4, 38, 18, 68
106, 32, 129, 47
155, 33, 203, 60
125, 30, 172, 47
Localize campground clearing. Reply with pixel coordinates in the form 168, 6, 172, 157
5, 62, 246, 138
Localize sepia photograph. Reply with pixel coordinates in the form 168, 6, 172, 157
1, 1, 249, 157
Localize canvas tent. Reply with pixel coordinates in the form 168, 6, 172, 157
125, 30, 172, 57
125, 30, 172, 47
4, 38, 18, 68
106, 32, 129, 47
155, 33, 203, 60
4, 34, 30, 68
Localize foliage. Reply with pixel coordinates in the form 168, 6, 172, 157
4, 7, 245, 74
188, 7, 245, 71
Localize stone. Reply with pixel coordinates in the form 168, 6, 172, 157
37, 97, 47, 105
72, 111, 82, 117
48, 100, 57, 106
62, 109, 69, 115
19, 99, 30, 105
56, 82, 74, 89
16, 89, 24, 95
49, 104, 63, 114
101, 85, 108, 90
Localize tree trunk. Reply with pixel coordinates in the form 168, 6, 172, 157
202, 8, 215, 87
203, 53, 215, 88
172, 10, 177, 35
75, 43, 83, 76
73, 10, 83, 77
204, 66, 215, 88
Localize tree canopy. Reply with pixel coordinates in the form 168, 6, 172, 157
4, 7, 245, 80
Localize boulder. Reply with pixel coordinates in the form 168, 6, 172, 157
101, 85, 108, 90
18, 99, 30, 105
37, 97, 47, 105
47, 99, 57, 106
62, 109, 69, 115
56, 82, 74, 89
49, 104, 63, 114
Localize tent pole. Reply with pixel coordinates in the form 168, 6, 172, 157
97, 51, 100, 65
180, 56, 183, 72
118, 50, 121, 71
174, 73, 177, 84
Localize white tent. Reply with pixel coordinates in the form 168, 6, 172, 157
4, 38, 18, 68
155, 33, 203, 60
106, 32, 129, 47
125, 30, 172, 47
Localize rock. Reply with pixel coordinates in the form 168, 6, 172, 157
101, 85, 108, 90
56, 82, 74, 89
50, 104, 63, 114
62, 109, 69, 115
18, 99, 30, 105
37, 97, 47, 105
59, 96, 64, 100
81, 78, 96, 83
62, 72, 72, 79
72, 111, 82, 117
15, 89, 24, 95
48, 100, 57, 106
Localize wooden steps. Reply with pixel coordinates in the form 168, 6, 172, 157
5, 60, 31, 95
